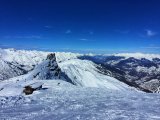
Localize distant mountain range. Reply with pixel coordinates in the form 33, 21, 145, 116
0, 48, 160, 93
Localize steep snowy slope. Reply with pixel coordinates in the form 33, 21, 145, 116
1, 57, 131, 93
0, 48, 48, 80
8, 53, 62, 81
59, 59, 132, 91
0, 59, 28, 80
0, 53, 66, 96
0, 48, 81, 81
0, 48, 48, 66
0, 55, 134, 98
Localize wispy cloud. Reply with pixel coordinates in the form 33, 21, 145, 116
65, 29, 72, 34
44, 25, 52, 29
0, 44, 55, 52
0, 44, 10, 48
141, 46, 160, 49
59, 48, 131, 54
79, 38, 89, 41
4, 35, 42, 39
145, 29, 157, 37
79, 38, 95, 42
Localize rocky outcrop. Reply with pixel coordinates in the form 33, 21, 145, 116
140, 79, 160, 93
23, 82, 44, 95
46, 53, 61, 79
25, 53, 62, 80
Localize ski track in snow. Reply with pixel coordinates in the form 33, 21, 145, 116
0, 80, 160, 120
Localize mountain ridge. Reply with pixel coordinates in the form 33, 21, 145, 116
0, 48, 160, 93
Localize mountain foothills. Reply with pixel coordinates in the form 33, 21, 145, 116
0, 48, 160, 93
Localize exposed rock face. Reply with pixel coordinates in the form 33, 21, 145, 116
8, 53, 62, 81
0, 60, 28, 81
47, 53, 56, 61
26, 53, 62, 80
46, 53, 61, 79
140, 79, 160, 93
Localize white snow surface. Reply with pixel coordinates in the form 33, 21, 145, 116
0, 80, 160, 120
0, 48, 81, 65
59, 59, 132, 91
0, 48, 49, 66
113, 53, 160, 60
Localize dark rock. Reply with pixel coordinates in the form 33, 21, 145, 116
47, 53, 56, 60
23, 86, 34, 95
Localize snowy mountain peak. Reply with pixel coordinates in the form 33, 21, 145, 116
23, 53, 62, 80
113, 53, 160, 60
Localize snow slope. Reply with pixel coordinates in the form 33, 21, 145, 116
0, 59, 27, 80
0, 80, 160, 120
0, 48, 48, 66
0, 48, 81, 65
0, 58, 132, 97
0, 54, 62, 85
59, 59, 132, 91
0, 48, 131, 91
0, 48, 81, 80
0, 48, 160, 119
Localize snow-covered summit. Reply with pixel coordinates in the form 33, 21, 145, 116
0, 48, 82, 65
0, 48, 81, 81
113, 53, 160, 60
0, 48, 49, 66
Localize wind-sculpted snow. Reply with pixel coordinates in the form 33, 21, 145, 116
0, 80, 160, 120
59, 59, 132, 91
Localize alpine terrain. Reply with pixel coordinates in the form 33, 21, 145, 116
0, 48, 160, 120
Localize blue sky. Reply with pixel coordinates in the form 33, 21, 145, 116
0, 0, 160, 53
